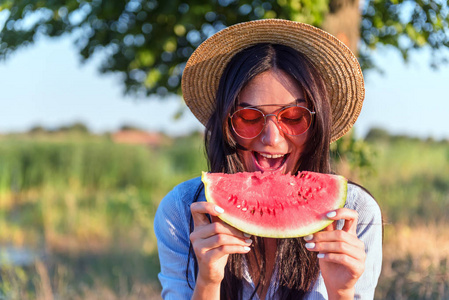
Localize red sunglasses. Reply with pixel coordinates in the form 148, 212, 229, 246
230, 104, 315, 139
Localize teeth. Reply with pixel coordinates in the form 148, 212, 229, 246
259, 153, 285, 159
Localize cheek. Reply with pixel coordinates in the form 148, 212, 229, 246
233, 132, 253, 150
235, 137, 250, 148
289, 135, 309, 157
236, 149, 252, 171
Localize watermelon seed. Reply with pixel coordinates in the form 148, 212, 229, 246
242, 207, 248, 212
260, 209, 264, 216
237, 205, 241, 208
228, 195, 238, 204
250, 208, 255, 214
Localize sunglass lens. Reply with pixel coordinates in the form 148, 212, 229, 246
231, 109, 265, 138
278, 107, 312, 135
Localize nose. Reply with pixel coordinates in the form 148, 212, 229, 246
260, 115, 283, 146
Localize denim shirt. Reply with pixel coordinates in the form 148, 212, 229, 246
154, 176, 382, 299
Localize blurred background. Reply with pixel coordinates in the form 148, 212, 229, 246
1, 1, 449, 299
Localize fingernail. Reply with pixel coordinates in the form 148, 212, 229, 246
304, 235, 313, 241
245, 239, 253, 244
215, 206, 224, 213
243, 246, 251, 251
243, 232, 251, 238
317, 253, 325, 259
305, 242, 315, 249
326, 211, 337, 218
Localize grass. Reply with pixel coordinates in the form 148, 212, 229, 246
360, 138, 449, 224
0, 131, 206, 299
0, 130, 448, 299
376, 224, 449, 299
357, 137, 449, 299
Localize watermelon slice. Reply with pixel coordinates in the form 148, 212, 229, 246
202, 171, 347, 238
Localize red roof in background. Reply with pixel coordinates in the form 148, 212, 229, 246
112, 130, 166, 146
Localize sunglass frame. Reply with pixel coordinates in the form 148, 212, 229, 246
229, 104, 316, 139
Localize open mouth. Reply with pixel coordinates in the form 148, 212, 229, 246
253, 152, 289, 171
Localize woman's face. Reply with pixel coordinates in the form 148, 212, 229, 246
234, 69, 310, 174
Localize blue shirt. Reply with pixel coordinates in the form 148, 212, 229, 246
154, 177, 382, 299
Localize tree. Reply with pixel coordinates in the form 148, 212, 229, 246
365, 127, 391, 142
0, 0, 448, 98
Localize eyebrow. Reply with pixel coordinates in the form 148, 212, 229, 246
237, 98, 306, 108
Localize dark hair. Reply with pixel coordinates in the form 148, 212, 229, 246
190, 44, 333, 299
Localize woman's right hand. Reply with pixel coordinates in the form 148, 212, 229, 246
190, 202, 252, 286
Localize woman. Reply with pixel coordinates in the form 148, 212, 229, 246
154, 19, 382, 299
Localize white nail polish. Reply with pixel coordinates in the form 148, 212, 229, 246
305, 242, 315, 249
326, 211, 337, 218
215, 206, 224, 213
304, 235, 313, 241
317, 253, 325, 259
243, 232, 251, 238
245, 239, 253, 244
243, 246, 251, 251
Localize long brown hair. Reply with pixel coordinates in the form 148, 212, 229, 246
198, 44, 333, 299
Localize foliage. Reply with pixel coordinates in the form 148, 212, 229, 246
360, 0, 449, 71
1, 0, 448, 97
330, 129, 376, 180
362, 135, 449, 224
0, 132, 206, 195
27, 122, 91, 134
365, 127, 391, 143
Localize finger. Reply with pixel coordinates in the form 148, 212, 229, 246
190, 202, 224, 227
317, 252, 365, 277
195, 232, 253, 251
191, 221, 252, 241
307, 230, 364, 248
192, 232, 252, 261
325, 208, 358, 234
305, 238, 366, 261
322, 221, 337, 232
204, 244, 252, 262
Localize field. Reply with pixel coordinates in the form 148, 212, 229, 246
0, 129, 448, 299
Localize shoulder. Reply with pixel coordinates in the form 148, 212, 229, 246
158, 177, 204, 209
154, 176, 204, 234
154, 177, 203, 297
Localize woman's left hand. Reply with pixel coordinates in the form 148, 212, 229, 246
304, 208, 366, 299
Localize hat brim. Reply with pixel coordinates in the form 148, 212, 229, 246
181, 19, 365, 143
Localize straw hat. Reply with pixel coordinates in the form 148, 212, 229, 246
181, 19, 365, 143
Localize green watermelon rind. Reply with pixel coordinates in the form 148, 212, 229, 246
202, 171, 348, 238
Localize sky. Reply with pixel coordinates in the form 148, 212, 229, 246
1, 35, 449, 140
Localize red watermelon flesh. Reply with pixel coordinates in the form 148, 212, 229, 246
202, 171, 347, 238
